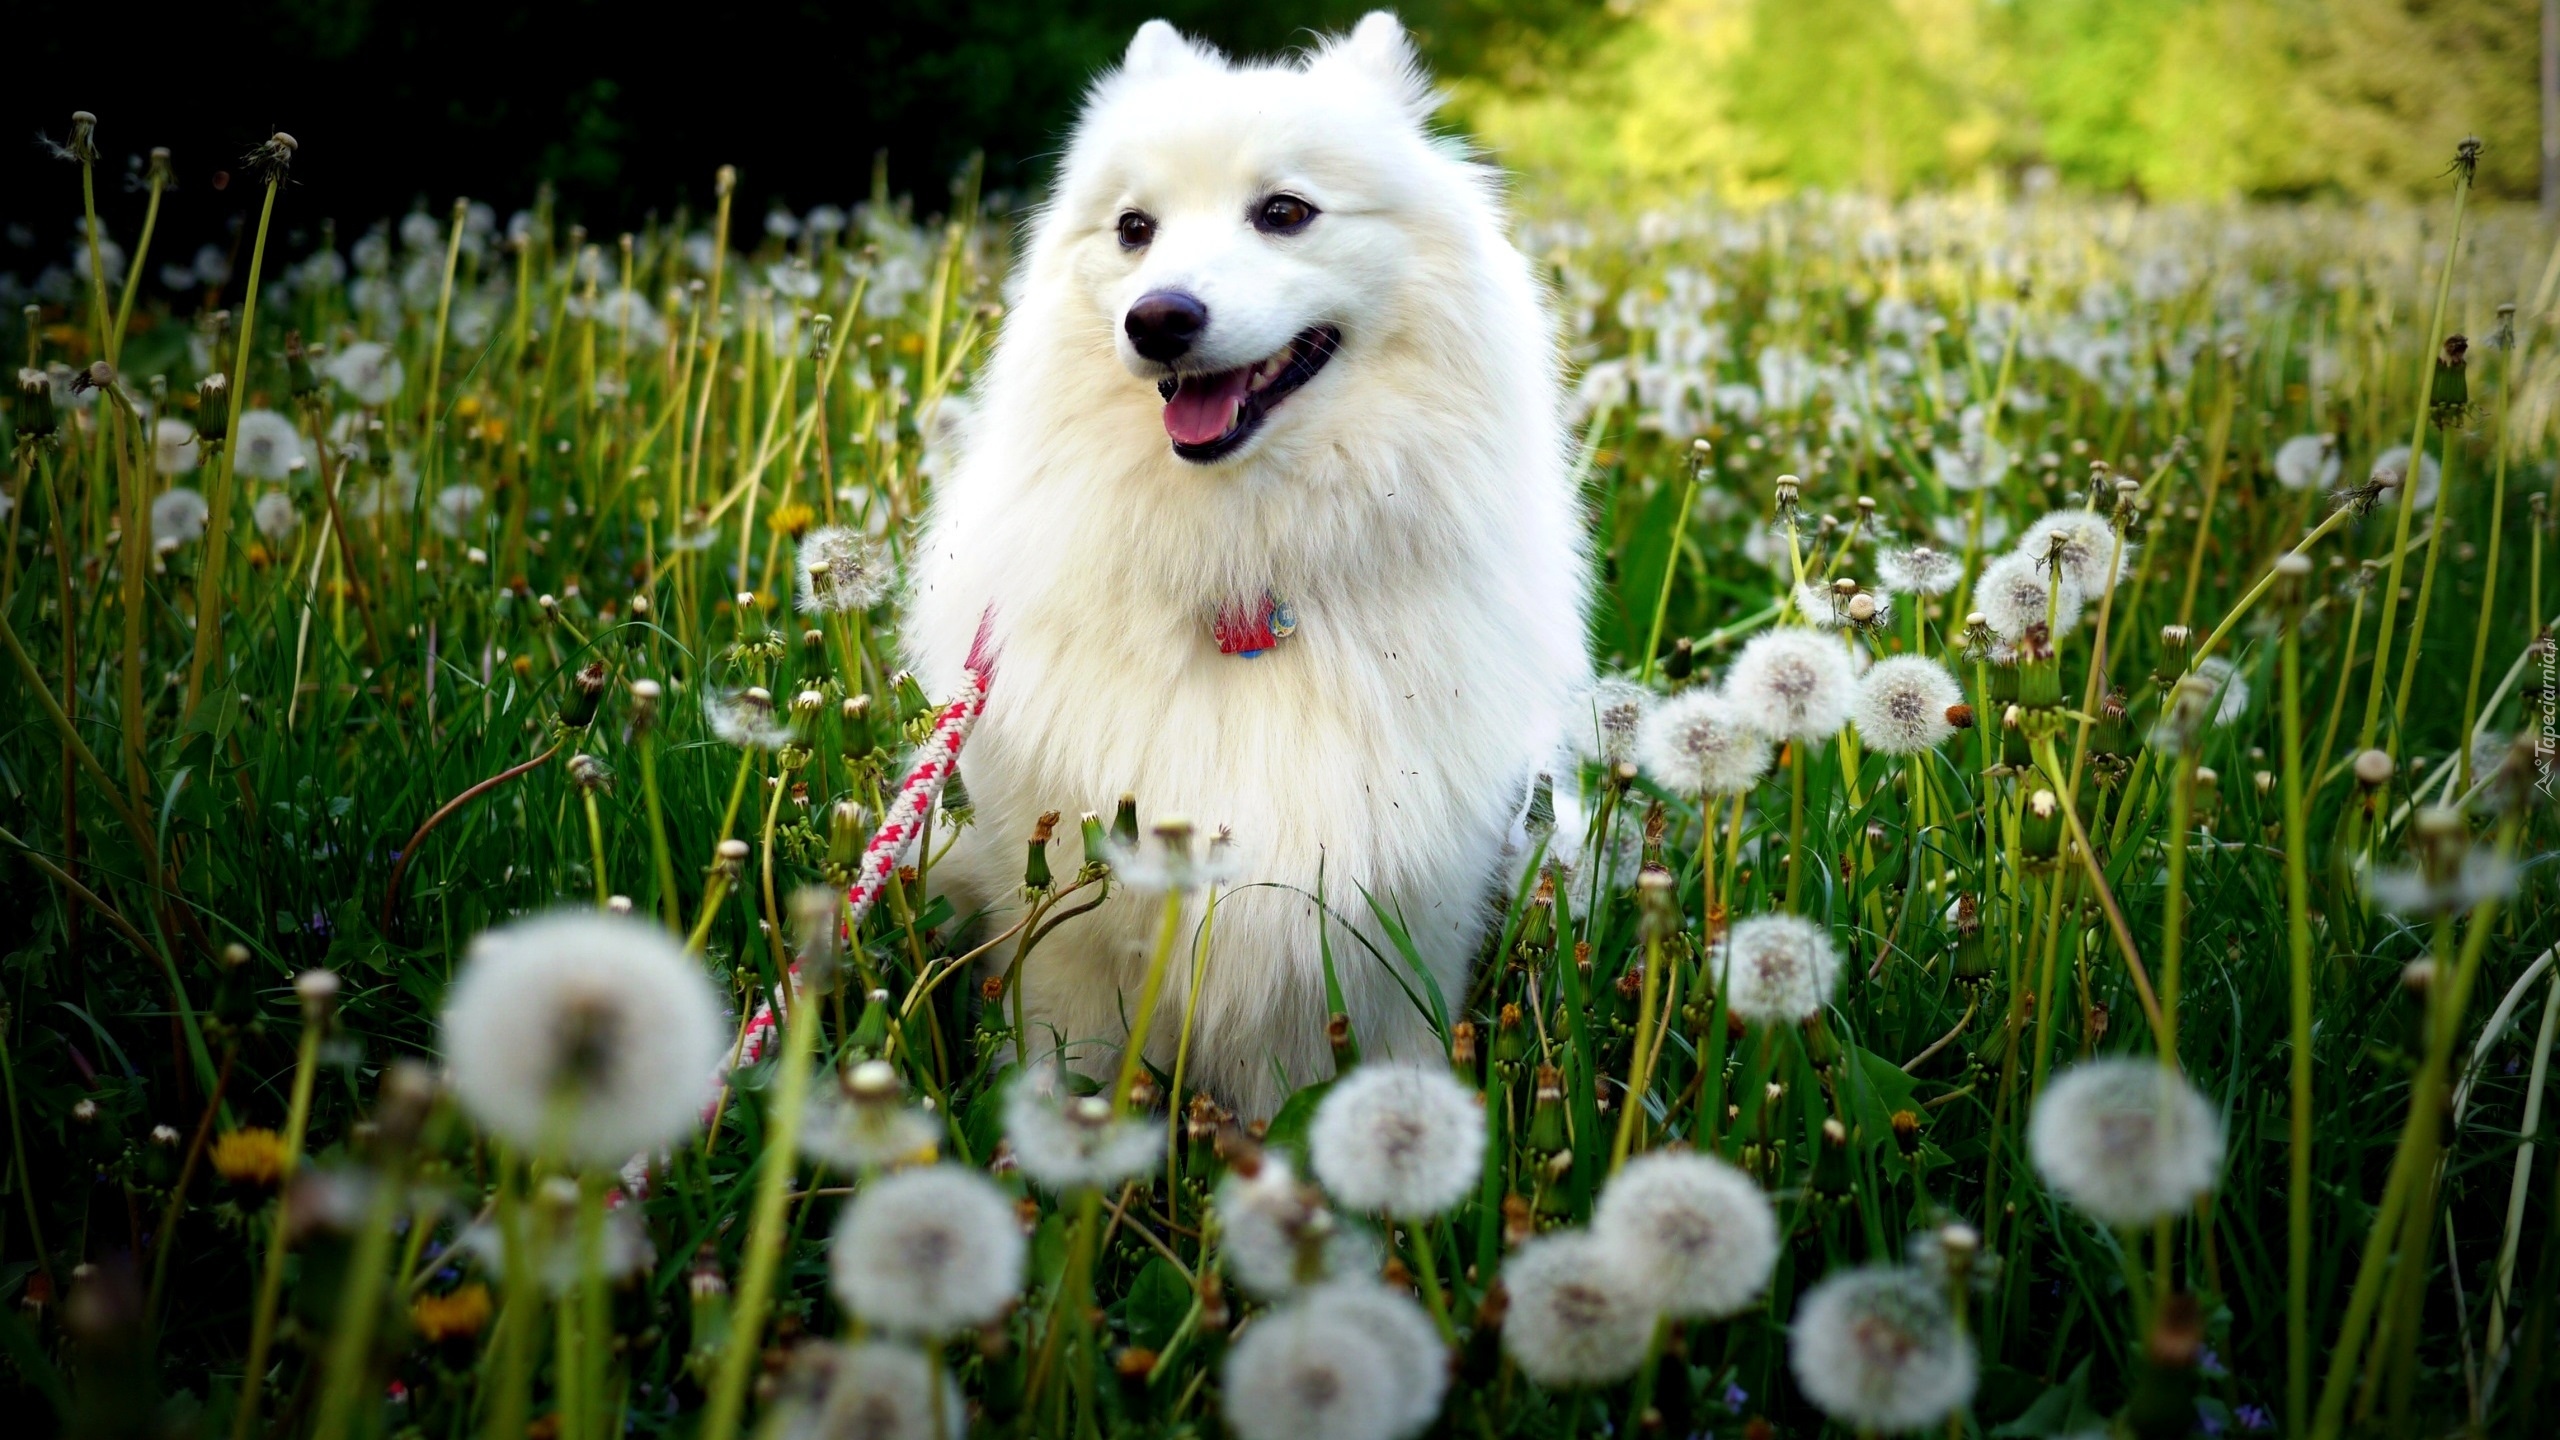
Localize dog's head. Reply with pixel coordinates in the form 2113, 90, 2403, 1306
1036, 13, 1477, 467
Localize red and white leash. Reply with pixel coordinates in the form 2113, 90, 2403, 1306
732, 613, 996, 1070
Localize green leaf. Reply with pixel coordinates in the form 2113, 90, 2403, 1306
1261, 1080, 1335, 1170
1122, 1257, 1190, 1351
1356, 880, 1449, 1043
1989, 1356, 2102, 1437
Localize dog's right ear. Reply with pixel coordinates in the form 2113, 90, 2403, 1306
1122, 20, 1214, 79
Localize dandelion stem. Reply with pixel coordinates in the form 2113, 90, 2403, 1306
184, 157, 283, 719
2458, 345, 2515, 790
697, 963, 825, 1440
1113, 889, 1187, 1111
2389, 430, 2459, 745
229, 1001, 327, 1440
2280, 582, 2316, 1438
2357, 150, 2474, 759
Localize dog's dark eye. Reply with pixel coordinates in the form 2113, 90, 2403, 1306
1255, 194, 1318, 235
1116, 211, 1155, 249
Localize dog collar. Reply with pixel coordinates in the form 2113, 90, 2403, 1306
1213, 591, 1297, 658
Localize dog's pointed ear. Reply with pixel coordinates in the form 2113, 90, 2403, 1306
1122, 20, 1214, 79
1313, 11, 1434, 122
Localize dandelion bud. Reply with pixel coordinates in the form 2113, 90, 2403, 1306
1945, 703, 1975, 730
2431, 334, 2470, 429
2353, 748, 2394, 789
1890, 1109, 1923, 1156
558, 659, 609, 729
1773, 473, 1801, 516
16, 368, 57, 440
627, 678, 662, 737
295, 968, 340, 1024
285, 330, 321, 399
791, 886, 845, 991
714, 837, 751, 878
1325, 1012, 1355, 1070
1529, 1064, 1567, 1153
64, 111, 101, 165
189, 373, 231, 449
1665, 635, 1695, 683
2020, 789, 2062, 861
1023, 810, 1058, 892
1111, 793, 1140, 847
1079, 811, 1110, 868
2401, 958, 2436, 998
1637, 867, 1679, 939
1450, 1020, 1478, 1074
826, 801, 870, 874
2127, 1292, 2206, 1439
606, 895, 633, 914
2493, 302, 2517, 353
565, 753, 612, 793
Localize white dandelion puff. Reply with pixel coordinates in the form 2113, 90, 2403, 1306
1789, 1265, 1978, 1431
2028, 1058, 2226, 1228
2273, 434, 2340, 492
1575, 678, 1654, 768
797, 525, 891, 614
2193, 656, 2250, 726
1002, 1064, 1159, 1192
706, 687, 796, 750
1876, 544, 1962, 597
2370, 445, 2441, 511
1637, 688, 1774, 797
430, 483, 487, 538
1975, 548, 2084, 642
1103, 818, 1241, 896
1309, 1064, 1485, 1217
327, 341, 406, 407
153, 417, 199, 476
1794, 579, 1895, 631
1713, 913, 1842, 1026
802, 1060, 943, 1171
1592, 1149, 1778, 1320
1221, 1288, 1405, 1440
774, 1341, 964, 1440
459, 1175, 655, 1295
1215, 1154, 1377, 1300
1852, 656, 1965, 756
1499, 1228, 1659, 1388
439, 911, 727, 1169
1931, 512, 2009, 550
150, 488, 209, 550
828, 1163, 1024, 1334
1725, 627, 1857, 740
252, 490, 299, 543
1293, 1280, 1448, 1439
2018, 509, 2132, 595
233, 409, 305, 482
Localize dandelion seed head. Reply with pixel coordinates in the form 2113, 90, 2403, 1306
1637, 688, 1774, 796
1976, 548, 2084, 642
1215, 1153, 1377, 1299
1221, 1287, 1405, 1440
797, 525, 890, 614
1852, 655, 1964, 755
1876, 544, 1962, 597
1713, 913, 1841, 1025
2020, 509, 2132, 595
828, 1163, 1024, 1334
2194, 656, 2250, 727
460, 1177, 656, 1295
802, 1062, 943, 1171
439, 910, 726, 1168
326, 341, 406, 408
153, 417, 200, 476
775, 1340, 965, 1440
1576, 678, 1653, 767
1789, 1265, 1978, 1431
253, 490, 299, 543
1002, 1064, 1159, 1192
431, 483, 486, 538
1592, 1150, 1778, 1319
1309, 1064, 1485, 1217
234, 409, 305, 482
1499, 1229, 1658, 1388
2370, 445, 2441, 511
1726, 627, 1857, 741
2027, 1057, 2226, 1228
150, 487, 209, 549
706, 687, 795, 750
2273, 434, 2339, 492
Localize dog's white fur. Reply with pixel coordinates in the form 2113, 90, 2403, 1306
907, 13, 1590, 1116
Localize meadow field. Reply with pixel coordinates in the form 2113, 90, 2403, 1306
4, 119, 2560, 1438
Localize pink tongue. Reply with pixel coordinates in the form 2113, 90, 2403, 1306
1164, 369, 1252, 446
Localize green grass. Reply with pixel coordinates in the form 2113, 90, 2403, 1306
4, 130, 2559, 1439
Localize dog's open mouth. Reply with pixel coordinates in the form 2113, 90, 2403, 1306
1155, 325, 1340, 462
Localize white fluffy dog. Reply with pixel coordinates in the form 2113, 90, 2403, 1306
907, 12, 1590, 1116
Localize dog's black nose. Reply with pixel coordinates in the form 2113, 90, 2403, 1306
1125, 290, 1208, 362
